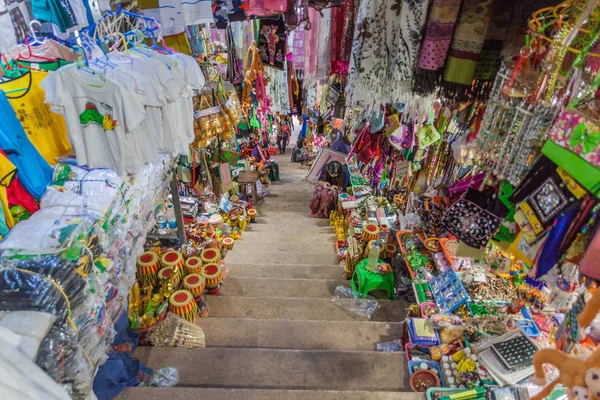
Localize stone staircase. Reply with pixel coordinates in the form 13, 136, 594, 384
118, 155, 418, 400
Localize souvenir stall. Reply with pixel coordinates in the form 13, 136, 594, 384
0, 5, 264, 399
325, 0, 600, 397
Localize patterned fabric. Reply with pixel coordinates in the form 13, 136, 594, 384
548, 109, 600, 168
413, 0, 462, 94
346, 0, 430, 104
266, 66, 291, 113
330, 0, 356, 75
442, 0, 493, 91
316, 7, 331, 79
291, 27, 306, 67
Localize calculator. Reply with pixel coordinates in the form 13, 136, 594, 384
491, 332, 538, 371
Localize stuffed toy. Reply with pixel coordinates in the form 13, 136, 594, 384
531, 289, 600, 400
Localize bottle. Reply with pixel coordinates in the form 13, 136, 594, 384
156, 210, 168, 235
367, 240, 381, 269
166, 203, 177, 229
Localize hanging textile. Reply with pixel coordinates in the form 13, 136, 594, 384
257, 17, 287, 70
0, 0, 32, 53
304, 8, 321, 84
330, 0, 357, 76
347, 0, 430, 105
292, 27, 306, 68
413, 0, 463, 95
316, 8, 332, 79
267, 67, 291, 113
472, 0, 512, 98
388, 0, 431, 101
442, 0, 493, 98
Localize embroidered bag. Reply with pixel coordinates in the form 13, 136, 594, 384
442, 188, 507, 248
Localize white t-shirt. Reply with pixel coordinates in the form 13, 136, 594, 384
41, 65, 146, 175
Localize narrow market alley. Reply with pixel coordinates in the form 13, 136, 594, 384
119, 153, 419, 399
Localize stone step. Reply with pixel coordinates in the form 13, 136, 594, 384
260, 203, 311, 212
227, 263, 345, 280
220, 277, 345, 298
207, 295, 407, 322
118, 388, 422, 400
245, 223, 333, 234
233, 240, 335, 254
198, 317, 404, 351
253, 218, 331, 227
132, 347, 410, 391
226, 251, 339, 266
257, 210, 314, 218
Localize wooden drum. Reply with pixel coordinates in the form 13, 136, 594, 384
201, 248, 221, 265
184, 256, 203, 274
222, 237, 235, 250
362, 223, 380, 242
168, 290, 198, 322
247, 208, 257, 221
158, 266, 181, 288
160, 250, 184, 278
202, 263, 223, 295
183, 273, 206, 299
386, 244, 397, 259
137, 251, 159, 286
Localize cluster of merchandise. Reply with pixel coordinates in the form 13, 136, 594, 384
301, 0, 600, 398
0, 157, 173, 398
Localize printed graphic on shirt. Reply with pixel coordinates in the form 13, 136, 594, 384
15, 103, 59, 134
79, 101, 118, 131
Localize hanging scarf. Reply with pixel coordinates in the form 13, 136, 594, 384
442, 0, 493, 99
388, 0, 431, 101
330, 0, 357, 75
292, 27, 306, 67
226, 25, 244, 84
347, 0, 430, 105
267, 66, 291, 113
472, 0, 512, 99
304, 8, 321, 85
413, 0, 463, 95
316, 8, 332, 79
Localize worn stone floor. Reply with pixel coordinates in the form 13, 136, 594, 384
118, 151, 418, 400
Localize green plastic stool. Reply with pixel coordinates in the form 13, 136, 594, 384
350, 258, 394, 300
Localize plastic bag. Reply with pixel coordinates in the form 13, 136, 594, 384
150, 367, 179, 387
331, 286, 378, 319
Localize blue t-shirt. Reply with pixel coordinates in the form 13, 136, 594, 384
0, 92, 52, 198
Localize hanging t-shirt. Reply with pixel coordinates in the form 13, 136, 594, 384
41, 65, 146, 175
0, 91, 52, 199
0, 71, 72, 165
0, 149, 38, 216
31, 0, 74, 32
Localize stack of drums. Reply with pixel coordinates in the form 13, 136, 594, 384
247, 208, 257, 221
168, 290, 199, 322
158, 266, 181, 287
184, 256, 203, 274
160, 250, 185, 278
137, 251, 159, 286
183, 273, 208, 317
222, 237, 235, 250
202, 263, 223, 295
201, 248, 221, 265
362, 223, 380, 242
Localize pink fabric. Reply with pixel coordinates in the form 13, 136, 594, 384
292, 27, 306, 67
263, 0, 287, 13
548, 109, 600, 168
304, 9, 320, 75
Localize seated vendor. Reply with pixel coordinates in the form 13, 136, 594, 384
251, 141, 280, 181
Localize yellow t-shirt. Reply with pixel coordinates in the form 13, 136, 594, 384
0, 71, 72, 165
0, 153, 17, 228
